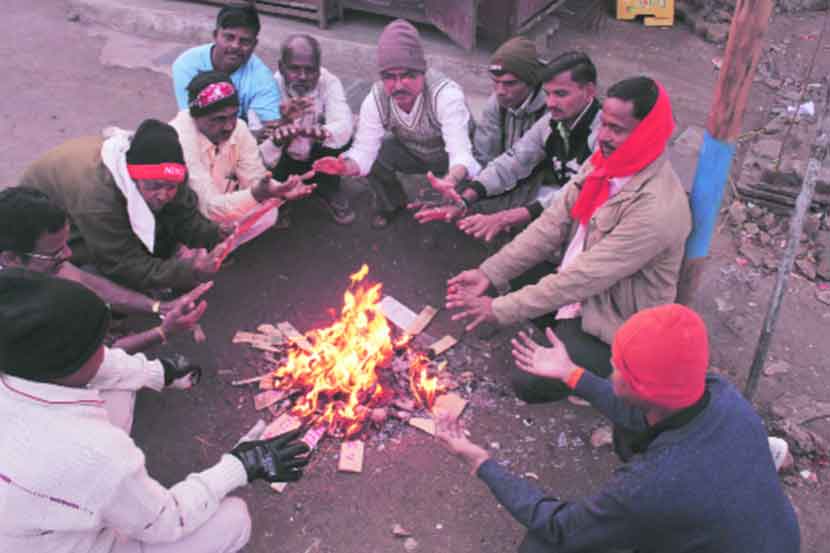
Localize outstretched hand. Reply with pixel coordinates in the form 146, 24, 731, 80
511, 327, 577, 382
445, 269, 496, 331
409, 202, 465, 224
435, 413, 490, 474
457, 213, 511, 242
426, 171, 462, 204
161, 281, 212, 337
312, 155, 358, 176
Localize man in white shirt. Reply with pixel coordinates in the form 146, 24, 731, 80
313, 19, 480, 229
0, 271, 310, 553
264, 34, 355, 224
170, 71, 315, 243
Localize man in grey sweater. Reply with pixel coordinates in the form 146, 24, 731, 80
436, 304, 800, 553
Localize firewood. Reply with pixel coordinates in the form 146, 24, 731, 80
231, 374, 272, 386
370, 407, 388, 424
428, 335, 458, 358
258, 377, 274, 391
337, 440, 364, 473
393, 398, 416, 412
277, 322, 313, 351
409, 417, 436, 435
270, 482, 288, 493
301, 426, 326, 449
392, 410, 412, 422
432, 393, 467, 420
256, 324, 284, 338
262, 413, 302, 440
405, 305, 438, 336
254, 390, 287, 411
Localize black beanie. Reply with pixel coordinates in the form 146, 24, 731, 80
126, 119, 185, 166
0, 269, 110, 383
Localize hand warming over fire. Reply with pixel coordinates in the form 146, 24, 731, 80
230, 428, 311, 483
435, 413, 490, 475
511, 328, 578, 382
312, 154, 360, 176
446, 269, 496, 331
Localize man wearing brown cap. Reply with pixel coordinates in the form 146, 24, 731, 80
417, 51, 601, 242
19, 119, 235, 291
0, 270, 311, 553
313, 19, 480, 228
474, 36, 548, 167
436, 304, 800, 553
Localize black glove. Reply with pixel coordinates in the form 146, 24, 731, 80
159, 354, 202, 389
230, 428, 311, 483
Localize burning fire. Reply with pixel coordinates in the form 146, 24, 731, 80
273, 265, 441, 437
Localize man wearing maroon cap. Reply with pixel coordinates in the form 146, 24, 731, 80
313, 19, 480, 228
436, 304, 800, 553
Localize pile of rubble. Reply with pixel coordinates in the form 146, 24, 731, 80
727, 199, 830, 282
676, 0, 829, 44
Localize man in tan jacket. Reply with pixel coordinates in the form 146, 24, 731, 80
447, 77, 691, 404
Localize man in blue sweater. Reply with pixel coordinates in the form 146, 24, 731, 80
437, 304, 800, 552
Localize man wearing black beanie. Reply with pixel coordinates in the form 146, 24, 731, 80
0, 270, 311, 553
19, 119, 236, 291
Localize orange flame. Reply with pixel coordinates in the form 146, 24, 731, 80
273, 265, 442, 437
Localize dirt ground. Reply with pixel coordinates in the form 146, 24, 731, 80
2, 1, 829, 552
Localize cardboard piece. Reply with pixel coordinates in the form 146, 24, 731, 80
432, 392, 467, 420
277, 322, 313, 352
338, 440, 365, 473
408, 417, 436, 435
428, 335, 458, 358
380, 295, 418, 331
405, 305, 438, 336
262, 413, 302, 440
254, 390, 286, 411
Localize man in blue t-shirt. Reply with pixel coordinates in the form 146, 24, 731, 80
172, 5, 281, 133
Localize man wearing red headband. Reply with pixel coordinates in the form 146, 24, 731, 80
447, 77, 691, 404
170, 71, 315, 243
19, 119, 234, 291
437, 304, 800, 553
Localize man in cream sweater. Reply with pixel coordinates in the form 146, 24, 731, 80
0, 270, 310, 553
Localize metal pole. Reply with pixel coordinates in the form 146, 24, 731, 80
745, 87, 830, 400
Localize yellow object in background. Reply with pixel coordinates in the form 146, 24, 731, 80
617, 0, 675, 26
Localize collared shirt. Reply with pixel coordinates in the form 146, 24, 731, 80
172, 44, 282, 123
0, 347, 248, 553
556, 176, 631, 320
346, 81, 481, 177
170, 110, 269, 224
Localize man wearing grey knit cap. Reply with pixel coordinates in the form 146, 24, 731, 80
313, 19, 480, 229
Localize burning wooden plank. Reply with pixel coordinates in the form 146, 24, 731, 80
338, 440, 365, 473
405, 305, 438, 336
262, 413, 302, 440
428, 335, 458, 358
254, 390, 287, 411
432, 392, 467, 420
277, 322, 313, 352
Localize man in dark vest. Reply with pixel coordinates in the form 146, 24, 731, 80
416, 52, 601, 243
312, 19, 480, 229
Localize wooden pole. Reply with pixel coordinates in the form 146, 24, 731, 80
675, 0, 775, 305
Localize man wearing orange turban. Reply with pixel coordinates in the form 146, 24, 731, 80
437, 305, 800, 553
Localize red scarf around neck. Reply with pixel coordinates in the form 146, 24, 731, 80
571, 82, 675, 225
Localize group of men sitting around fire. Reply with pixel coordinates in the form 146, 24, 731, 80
0, 4, 800, 553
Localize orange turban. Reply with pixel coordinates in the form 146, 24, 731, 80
611, 304, 709, 409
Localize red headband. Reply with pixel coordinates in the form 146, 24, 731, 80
190, 82, 236, 109
127, 163, 187, 184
